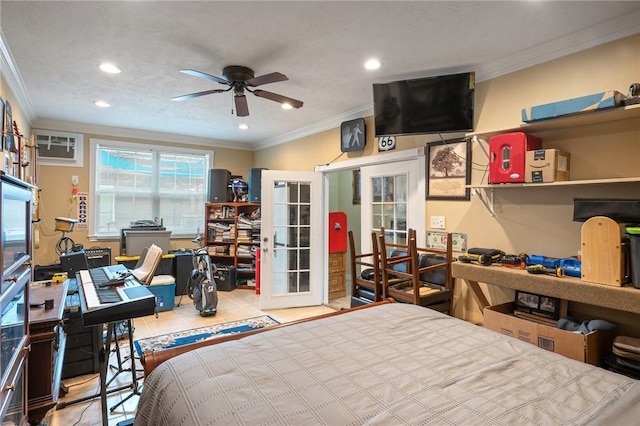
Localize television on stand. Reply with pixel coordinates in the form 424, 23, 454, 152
373, 71, 475, 137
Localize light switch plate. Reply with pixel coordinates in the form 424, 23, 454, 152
430, 216, 446, 229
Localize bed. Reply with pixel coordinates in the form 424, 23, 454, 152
135, 301, 640, 425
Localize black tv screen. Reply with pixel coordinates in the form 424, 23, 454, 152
373, 71, 475, 137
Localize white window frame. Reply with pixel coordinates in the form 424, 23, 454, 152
88, 138, 213, 240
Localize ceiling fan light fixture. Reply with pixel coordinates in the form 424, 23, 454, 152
94, 100, 111, 108
238, 123, 249, 130
364, 58, 381, 70
174, 65, 304, 116
99, 63, 121, 74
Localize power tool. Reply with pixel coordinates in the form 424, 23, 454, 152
526, 264, 565, 277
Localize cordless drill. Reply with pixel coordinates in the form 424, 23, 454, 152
526, 264, 565, 277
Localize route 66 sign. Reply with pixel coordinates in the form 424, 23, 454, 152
377, 136, 396, 152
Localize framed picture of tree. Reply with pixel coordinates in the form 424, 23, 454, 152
426, 138, 471, 200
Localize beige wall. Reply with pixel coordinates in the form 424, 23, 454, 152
33, 133, 254, 266
3, 33, 639, 326
255, 34, 640, 323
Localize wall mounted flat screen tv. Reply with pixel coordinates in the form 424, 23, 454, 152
373, 71, 475, 137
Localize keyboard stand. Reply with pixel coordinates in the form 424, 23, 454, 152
109, 319, 144, 413
55, 322, 133, 424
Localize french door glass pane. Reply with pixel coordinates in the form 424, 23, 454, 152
371, 173, 409, 247
271, 180, 312, 295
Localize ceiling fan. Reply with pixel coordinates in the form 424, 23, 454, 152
172, 65, 304, 117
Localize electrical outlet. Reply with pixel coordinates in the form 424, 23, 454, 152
430, 215, 446, 229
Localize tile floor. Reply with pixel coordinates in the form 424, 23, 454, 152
44, 290, 349, 426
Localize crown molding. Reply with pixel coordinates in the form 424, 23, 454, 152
0, 29, 36, 123
256, 11, 639, 150
32, 118, 254, 151
474, 11, 640, 82
253, 104, 374, 150
2, 11, 638, 152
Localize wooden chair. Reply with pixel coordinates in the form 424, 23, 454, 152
380, 230, 454, 314
349, 230, 382, 306
378, 228, 415, 300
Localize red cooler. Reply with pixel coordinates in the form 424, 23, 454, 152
489, 132, 542, 183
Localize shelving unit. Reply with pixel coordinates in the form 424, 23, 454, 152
0, 174, 33, 425
205, 202, 261, 289
467, 104, 640, 215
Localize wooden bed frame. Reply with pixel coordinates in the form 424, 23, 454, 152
141, 299, 395, 377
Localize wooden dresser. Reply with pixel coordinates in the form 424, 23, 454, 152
328, 252, 346, 299
28, 280, 68, 425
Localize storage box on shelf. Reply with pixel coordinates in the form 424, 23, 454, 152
525, 149, 570, 183
205, 202, 260, 289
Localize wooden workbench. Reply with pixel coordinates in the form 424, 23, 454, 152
452, 262, 640, 316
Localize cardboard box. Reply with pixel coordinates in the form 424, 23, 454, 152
147, 281, 176, 312
521, 90, 625, 122
525, 149, 570, 183
483, 302, 613, 365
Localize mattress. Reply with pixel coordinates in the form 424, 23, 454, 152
135, 303, 640, 425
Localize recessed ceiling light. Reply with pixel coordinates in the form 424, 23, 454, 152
94, 100, 111, 108
238, 123, 249, 130
99, 63, 121, 74
281, 103, 293, 110
364, 59, 381, 70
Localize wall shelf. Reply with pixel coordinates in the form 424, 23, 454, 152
468, 176, 640, 190
466, 104, 640, 215
452, 262, 640, 316
470, 103, 640, 138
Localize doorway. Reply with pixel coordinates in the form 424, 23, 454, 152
319, 147, 426, 306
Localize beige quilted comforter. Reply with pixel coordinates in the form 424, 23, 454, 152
135, 303, 640, 425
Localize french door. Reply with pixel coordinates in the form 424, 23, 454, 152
360, 158, 425, 251
259, 170, 324, 310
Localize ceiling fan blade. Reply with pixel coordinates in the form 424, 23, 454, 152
235, 94, 250, 117
179, 69, 229, 85
246, 72, 288, 87
253, 89, 303, 108
171, 88, 230, 102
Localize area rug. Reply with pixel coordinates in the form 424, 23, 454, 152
134, 315, 280, 357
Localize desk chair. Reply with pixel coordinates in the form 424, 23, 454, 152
131, 244, 164, 285
349, 230, 383, 307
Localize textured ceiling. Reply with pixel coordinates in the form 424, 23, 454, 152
1, 1, 639, 150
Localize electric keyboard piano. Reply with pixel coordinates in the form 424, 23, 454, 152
77, 264, 156, 326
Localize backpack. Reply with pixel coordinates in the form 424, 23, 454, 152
187, 248, 218, 317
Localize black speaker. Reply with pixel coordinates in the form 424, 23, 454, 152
60, 250, 89, 275
208, 169, 232, 202
214, 265, 237, 291
85, 247, 112, 268
33, 264, 63, 282
172, 251, 193, 295
248, 168, 267, 202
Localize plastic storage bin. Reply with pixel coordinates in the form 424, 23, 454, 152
148, 277, 176, 312
124, 230, 171, 256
